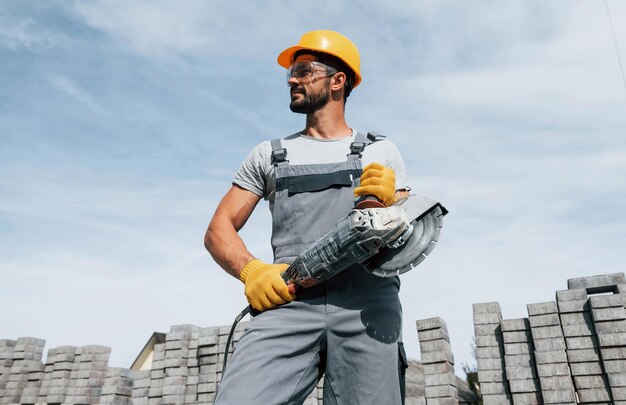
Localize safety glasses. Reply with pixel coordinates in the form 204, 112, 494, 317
286, 60, 338, 86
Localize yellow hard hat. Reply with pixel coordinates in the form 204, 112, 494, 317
277, 30, 362, 88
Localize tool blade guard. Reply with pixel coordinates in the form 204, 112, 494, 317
282, 195, 447, 287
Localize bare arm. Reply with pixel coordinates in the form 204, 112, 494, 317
395, 190, 410, 201
205, 185, 262, 279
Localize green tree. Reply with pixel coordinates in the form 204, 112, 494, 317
462, 337, 482, 405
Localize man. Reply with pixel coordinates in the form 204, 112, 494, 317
205, 30, 411, 404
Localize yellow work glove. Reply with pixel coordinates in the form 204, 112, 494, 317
353, 162, 396, 207
240, 259, 295, 312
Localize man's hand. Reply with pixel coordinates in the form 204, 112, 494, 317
240, 259, 295, 311
354, 163, 396, 207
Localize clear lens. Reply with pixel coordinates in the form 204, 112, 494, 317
286, 61, 337, 85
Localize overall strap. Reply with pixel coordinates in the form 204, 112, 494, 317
270, 139, 289, 167
347, 131, 386, 161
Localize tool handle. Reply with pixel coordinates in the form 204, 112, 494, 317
281, 266, 297, 294
355, 195, 385, 209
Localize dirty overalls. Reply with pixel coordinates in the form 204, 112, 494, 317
215, 133, 407, 405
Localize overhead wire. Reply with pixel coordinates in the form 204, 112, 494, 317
604, 0, 626, 94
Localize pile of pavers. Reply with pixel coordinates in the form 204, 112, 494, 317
101, 367, 134, 405
527, 301, 576, 404
7, 271, 624, 405
416, 317, 459, 405
0, 321, 462, 405
569, 274, 626, 404
501, 317, 542, 404
474, 272, 626, 405
0, 337, 45, 405
472, 302, 511, 404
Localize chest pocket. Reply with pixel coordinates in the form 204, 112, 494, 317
277, 167, 362, 195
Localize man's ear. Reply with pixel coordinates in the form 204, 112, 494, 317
330, 72, 346, 91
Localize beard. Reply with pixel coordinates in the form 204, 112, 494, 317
289, 82, 330, 114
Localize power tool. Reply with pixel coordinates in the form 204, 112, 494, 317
221, 194, 447, 374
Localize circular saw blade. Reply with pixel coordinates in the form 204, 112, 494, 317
365, 200, 445, 277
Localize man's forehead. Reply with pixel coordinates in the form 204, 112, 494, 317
293, 53, 319, 63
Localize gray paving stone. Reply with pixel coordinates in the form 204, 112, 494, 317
566, 348, 601, 363
595, 319, 626, 333
528, 325, 564, 339
422, 362, 455, 375
504, 365, 536, 380
421, 350, 454, 365
597, 332, 626, 347
569, 361, 603, 376
540, 388, 577, 404
502, 330, 532, 344
416, 317, 447, 331
574, 374, 610, 389
476, 346, 504, 359
608, 372, 626, 388
576, 387, 611, 402
503, 342, 532, 356
537, 362, 570, 381
529, 313, 561, 328
500, 318, 529, 332
473, 313, 503, 325
478, 369, 506, 383
592, 306, 626, 322
568, 273, 626, 293
424, 384, 458, 398
479, 382, 508, 395
565, 335, 598, 350
474, 323, 500, 336
590, 294, 625, 309
527, 301, 559, 316
601, 346, 626, 360
511, 391, 542, 405
534, 350, 568, 364
532, 337, 566, 351
605, 359, 626, 373
419, 339, 452, 353
482, 394, 511, 405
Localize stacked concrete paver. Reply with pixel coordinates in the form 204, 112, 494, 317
131, 370, 150, 405
473, 272, 626, 405
0, 340, 16, 402
147, 340, 165, 404
1, 337, 45, 405
501, 318, 542, 404
66, 345, 110, 405
416, 317, 458, 405
569, 273, 626, 404
39, 345, 76, 404
101, 367, 134, 405
527, 301, 576, 404
6, 272, 626, 405
472, 302, 511, 404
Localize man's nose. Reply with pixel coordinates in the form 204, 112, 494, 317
287, 76, 301, 87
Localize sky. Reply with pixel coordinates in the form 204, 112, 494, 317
1, 0, 625, 376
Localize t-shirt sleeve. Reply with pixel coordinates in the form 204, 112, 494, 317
363, 139, 412, 192
232, 142, 269, 198
385, 140, 412, 192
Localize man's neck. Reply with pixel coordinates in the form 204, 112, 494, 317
303, 106, 351, 140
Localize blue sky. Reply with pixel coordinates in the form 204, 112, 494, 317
1, 0, 625, 374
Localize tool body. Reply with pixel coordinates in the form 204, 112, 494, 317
282, 194, 447, 287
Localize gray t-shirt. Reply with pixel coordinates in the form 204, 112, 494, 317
233, 130, 411, 204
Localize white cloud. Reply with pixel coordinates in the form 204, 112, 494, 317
0, 5, 69, 51
48, 74, 112, 116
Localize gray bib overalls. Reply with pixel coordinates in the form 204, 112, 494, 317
215, 133, 406, 405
